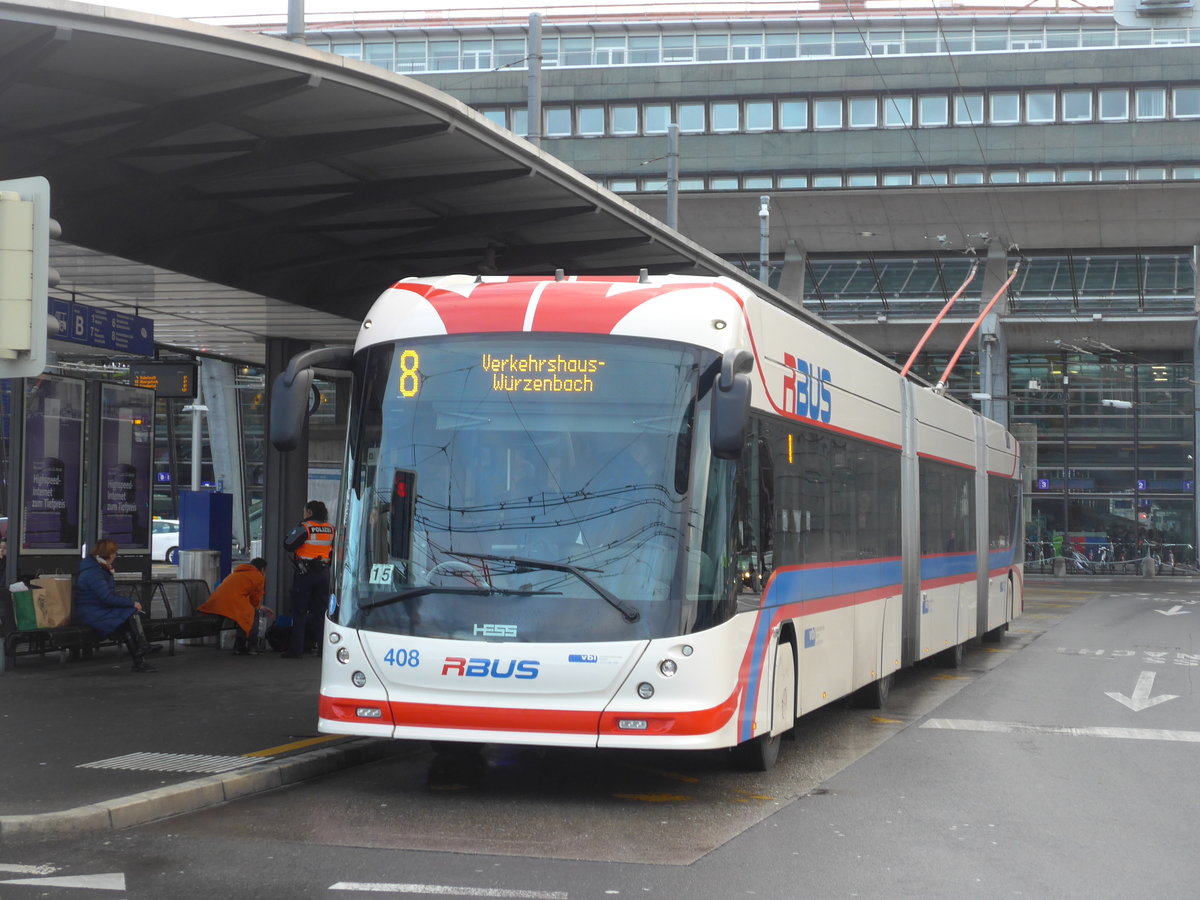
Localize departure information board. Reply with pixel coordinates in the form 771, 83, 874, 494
128, 362, 197, 398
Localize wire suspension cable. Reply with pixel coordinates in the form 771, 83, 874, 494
935, 259, 1021, 393
899, 257, 978, 379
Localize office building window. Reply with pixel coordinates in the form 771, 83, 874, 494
918, 172, 948, 185
545, 107, 572, 137
629, 36, 660, 64
643, 178, 668, 191
481, 109, 507, 128
990, 92, 1020, 124
611, 105, 639, 134
849, 97, 878, 128
1062, 90, 1093, 122
812, 174, 844, 188
1098, 168, 1130, 181
779, 175, 809, 188
679, 178, 706, 191
990, 171, 1020, 183
577, 106, 604, 136
815, 98, 843, 129
710, 177, 740, 190
511, 109, 529, 138
766, 33, 797, 59
745, 175, 774, 189
953, 172, 985, 184
954, 94, 984, 125
883, 96, 913, 127
780, 100, 809, 130
1136, 167, 1168, 180
746, 101, 774, 131
1099, 89, 1129, 121
847, 173, 878, 187
678, 103, 706, 133
1174, 166, 1200, 179
1137, 88, 1166, 119
711, 102, 740, 132
1174, 87, 1200, 118
610, 179, 638, 192
1027, 91, 1056, 123
643, 104, 671, 134
919, 95, 949, 127
1026, 170, 1057, 183
1062, 169, 1094, 182
882, 172, 913, 186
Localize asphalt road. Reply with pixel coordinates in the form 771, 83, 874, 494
2, 578, 1196, 899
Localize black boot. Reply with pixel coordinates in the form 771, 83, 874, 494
122, 617, 157, 673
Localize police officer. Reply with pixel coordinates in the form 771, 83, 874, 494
282, 500, 334, 659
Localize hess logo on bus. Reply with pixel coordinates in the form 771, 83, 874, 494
442, 657, 540, 679
783, 353, 832, 423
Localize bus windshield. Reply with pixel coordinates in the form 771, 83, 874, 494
336, 334, 736, 642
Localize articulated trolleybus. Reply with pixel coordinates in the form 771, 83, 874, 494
272, 273, 1023, 770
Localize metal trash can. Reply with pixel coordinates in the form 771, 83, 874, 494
179, 549, 221, 591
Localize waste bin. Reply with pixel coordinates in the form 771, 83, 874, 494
179, 549, 221, 591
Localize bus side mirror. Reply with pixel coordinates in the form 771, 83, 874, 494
711, 349, 754, 460
270, 346, 354, 452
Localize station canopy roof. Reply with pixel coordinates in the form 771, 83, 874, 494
0, 0, 745, 365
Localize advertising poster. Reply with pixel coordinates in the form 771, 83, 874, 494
98, 383, 154, 551
21, 375, 85, 552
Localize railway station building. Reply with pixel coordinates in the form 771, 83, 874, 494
274, 0, 1200, 565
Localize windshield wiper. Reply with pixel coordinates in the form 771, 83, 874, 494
360, 584, 555, 613
465, 552, 640, 623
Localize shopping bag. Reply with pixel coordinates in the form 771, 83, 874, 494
31, 575, 73, 628
12, 588, 38, 631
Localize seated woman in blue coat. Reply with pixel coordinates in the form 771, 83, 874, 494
75, 538, 160, 673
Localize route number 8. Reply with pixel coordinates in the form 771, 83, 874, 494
398, 349, 420, 398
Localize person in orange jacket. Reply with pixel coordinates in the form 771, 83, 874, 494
198, 558, 267, 655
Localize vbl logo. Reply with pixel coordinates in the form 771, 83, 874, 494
442, 657, 540, 679
782, 353, 832, 423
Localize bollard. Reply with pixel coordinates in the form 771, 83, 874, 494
1142, 556, 1156, 578
1053, 556, 1066, 577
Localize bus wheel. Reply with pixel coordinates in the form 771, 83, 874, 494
732, 642, 793, 772
853, 671, 893, 709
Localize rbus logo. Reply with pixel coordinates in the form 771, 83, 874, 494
782, 354, 832, 423
442, 657, 540, 679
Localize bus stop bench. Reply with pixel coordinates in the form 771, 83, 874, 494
2, 615, 104, 670
114, 579, 228, 650
2, 578, 223, 669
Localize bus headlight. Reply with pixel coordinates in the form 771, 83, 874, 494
336, 647, 351, 664
637, 682, 655, 699
659, 659, 677, 677
351, 670, 367, 687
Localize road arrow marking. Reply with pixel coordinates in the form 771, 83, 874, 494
1155, 605, 1190, 616
1106, 670, 1179, 712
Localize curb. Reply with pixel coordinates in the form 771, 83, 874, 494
0, 737, 402, 843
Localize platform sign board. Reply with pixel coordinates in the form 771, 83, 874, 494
20, 374, 84, 552
128, 362, 196, 398
49, 297, 154, 356
98, 383, 154, 552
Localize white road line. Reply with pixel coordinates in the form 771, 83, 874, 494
329, 883, 567, 899
0, 872, 126, 891
922, 718, 1200, 743
0, 864, 59, 875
